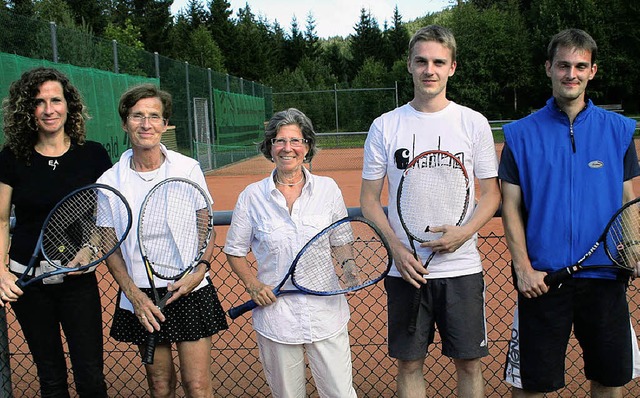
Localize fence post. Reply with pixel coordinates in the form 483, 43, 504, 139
154, 52, 160, 79
112, 40, 119, 74
334, 83, 339, 132
0, 306, 12, 398
49, 21, 58, 63
207, 68, 216, 161
185, 62, 193, 157
394, 80, 399, 108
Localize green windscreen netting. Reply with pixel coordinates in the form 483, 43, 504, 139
213, 88, 265, 146
0, 52, 157, 163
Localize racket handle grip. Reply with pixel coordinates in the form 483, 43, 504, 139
227, 300, 258, 320
142, 332, 158, 365
543, 267, 575, 287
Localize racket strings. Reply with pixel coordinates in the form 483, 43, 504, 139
140, 181, 211, 279
606, 202, 640, 270
399, 163, 469, 242
42, 187, 129, 268
292, 220, 389, 294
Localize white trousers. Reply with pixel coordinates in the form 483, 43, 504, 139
257, 326, 358, 398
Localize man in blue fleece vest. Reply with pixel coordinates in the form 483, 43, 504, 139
500, 28, 640, 397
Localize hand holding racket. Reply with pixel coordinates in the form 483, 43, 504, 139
16, 184, 132, 288
227, 216, 391, 320
397, 150, 470, 333
138, 177, 213, 365
544, 197, 640, 287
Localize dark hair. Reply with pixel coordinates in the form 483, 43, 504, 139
547, 28, 597, 64
118, 84, 172, 123
259, 108, 317, 163
408, 25, 457, 63
2, 67, 88, 162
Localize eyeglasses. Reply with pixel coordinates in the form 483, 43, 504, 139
128, 114, 166, 125
271, 138, 308, 147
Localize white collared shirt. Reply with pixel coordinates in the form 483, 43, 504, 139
223, 168, 350, 344
97, 145, 212, 311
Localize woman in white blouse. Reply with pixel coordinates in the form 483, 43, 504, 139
224, 108, 358, 398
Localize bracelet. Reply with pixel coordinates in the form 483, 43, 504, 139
82, 243, 99, 255
197, 259, 211, 272
341, 258, 355, 267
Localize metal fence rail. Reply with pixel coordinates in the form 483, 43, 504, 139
2, 211, 640, 397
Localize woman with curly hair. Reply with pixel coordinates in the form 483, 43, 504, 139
0, 67, 111, 397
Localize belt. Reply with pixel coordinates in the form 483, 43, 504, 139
9, 259, 44, 277
9, 259, 97, 277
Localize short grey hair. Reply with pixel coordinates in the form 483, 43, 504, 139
260, 108, 317, 162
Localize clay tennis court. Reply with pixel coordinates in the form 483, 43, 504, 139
4, 143, 640, 397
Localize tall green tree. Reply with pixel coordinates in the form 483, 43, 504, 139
349, 8, 385, 80
386, 6, 409, 59
207, 0, 236, 66
34, 0, 75, 26
64, 0, 109, 34
320, 38, 350, 83
304, 12, 319, 60
594, 0, 640, 108
349, 57, 394, 131
180, 0, 208, 29
447, 1, 534, 117
184, 25, 225, 71
381, 5, 409, 69
283, 16, 306, 70
113, 0, 172, 54
228, 4, 275, 81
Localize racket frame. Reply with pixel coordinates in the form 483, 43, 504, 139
138, 177, 214, 364
397, 150, 471, 249
16, 183, 132, 288
396, 150, 471, 335
227, 216, 392, 320
543, 197, 640, 287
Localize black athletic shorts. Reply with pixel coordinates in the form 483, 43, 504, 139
504, 278, 638, 392
385, 272, 489, 361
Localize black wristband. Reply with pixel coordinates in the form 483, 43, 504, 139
197, 259, 211, 272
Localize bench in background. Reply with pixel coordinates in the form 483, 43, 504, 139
597, 103, 624, 113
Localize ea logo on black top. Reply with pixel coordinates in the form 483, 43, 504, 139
588, 160, 604, 169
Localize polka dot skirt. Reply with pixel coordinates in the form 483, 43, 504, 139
110, 279, 228, 345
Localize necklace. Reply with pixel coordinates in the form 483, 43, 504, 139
130, 158, 161, 182
275, 173, 305, 187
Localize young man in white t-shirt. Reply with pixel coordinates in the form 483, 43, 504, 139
360, 25, 501, 398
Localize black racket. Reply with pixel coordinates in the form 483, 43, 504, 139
227, 216, 391, 320
16, 184, 132, 287
396, 150, 470, 334
138, 177, 214, 365
544, 197, 640, 287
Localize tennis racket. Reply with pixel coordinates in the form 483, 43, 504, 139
227, 216, 392, 320
396, 150, 470, 334
544, 197, 640, 287
138, 177, 214, 365
16, 184, 132, 287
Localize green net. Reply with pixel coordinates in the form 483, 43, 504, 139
213, 89, 265, 146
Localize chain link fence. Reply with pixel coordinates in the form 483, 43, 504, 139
0, 9, 273, 166
2, 221, 640, 397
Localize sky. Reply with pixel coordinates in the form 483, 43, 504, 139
170, 0, 453, 39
